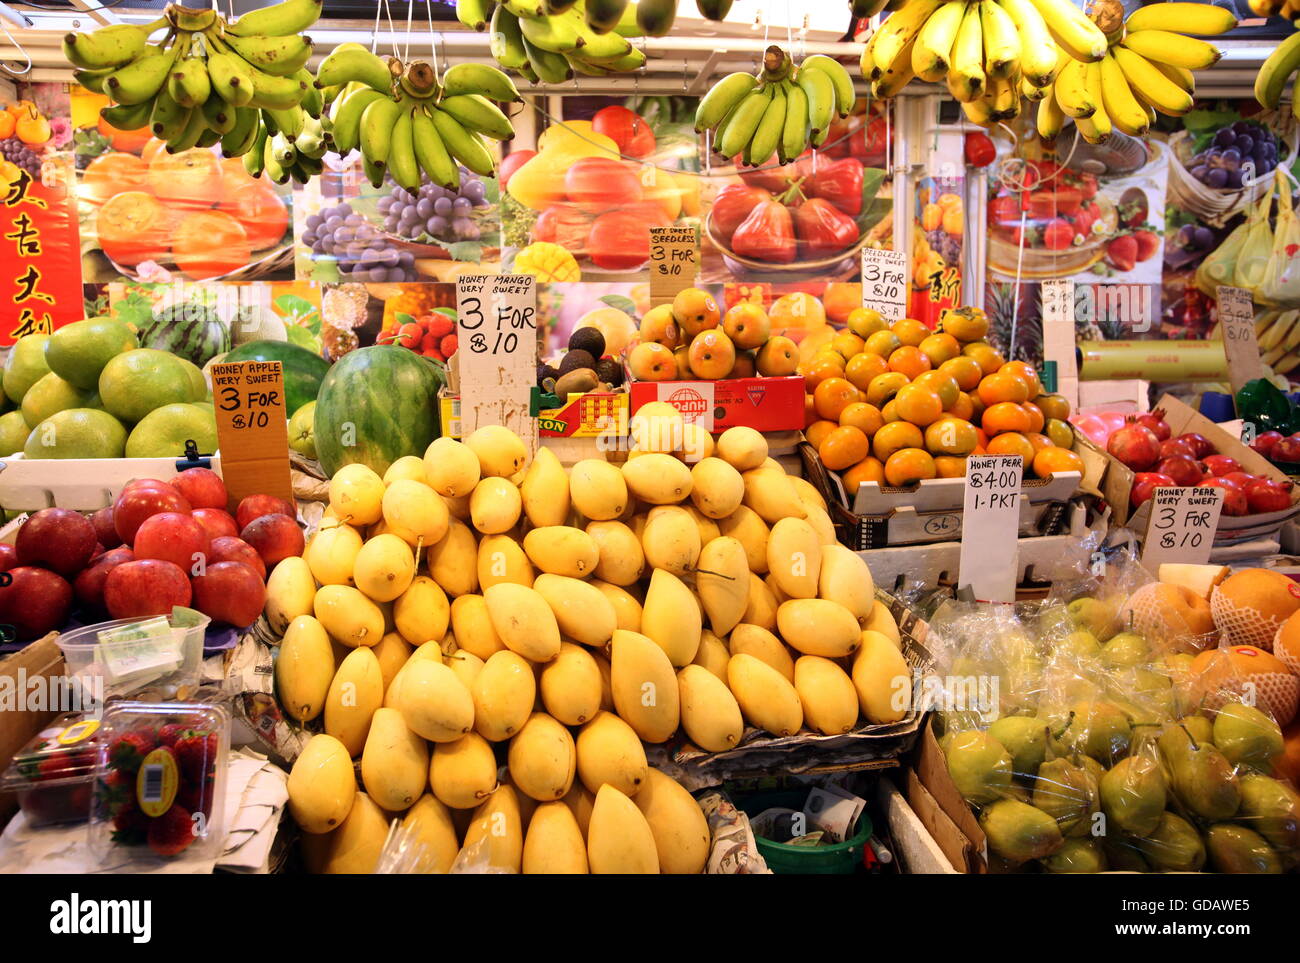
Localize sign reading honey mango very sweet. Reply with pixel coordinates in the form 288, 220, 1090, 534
456, 273, 538, 449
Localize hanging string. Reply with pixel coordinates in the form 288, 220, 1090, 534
370, 0, 382, 53
403, 0, 414, 65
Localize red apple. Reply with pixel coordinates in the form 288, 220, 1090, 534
1177, 433, 1215, 459
191, 561, 266, 627
1250, 430, 1284, 457
1246, 477, 1294, 514
1273, 435, 1300, 463
0, 566, 73, 641
104, 559, 192, 618
0, 544, 16, 572
192, 508, 239, 542
1202, 454, 1242, 477
240, 513, 304, 568
73, 546, 135, 613
1198, 477, 1248, 515
1130, 471, 1176, 508
132, 512, 210, 575
15, 508, 98, 576
172, 467, 228, 510
1155, 455, 1202, 487
235, 494, 295, 530
91, 506, 122, 549
114, 486, 192, 545
207, 536, 266, 579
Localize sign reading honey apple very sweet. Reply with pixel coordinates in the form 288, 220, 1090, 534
211, 360, 293, 511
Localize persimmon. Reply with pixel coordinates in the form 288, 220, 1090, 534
982, 401, 1033, 435
220, 178, 288, 250
842, 454, 885, 491
819, 425, 870, 471
912, 370, 960, 409
81, 152, 148, 206
14, 106, 50, 145
1036, 394, 1071, 421
96, 191, 171, 266
831, 331, 866, 359
806, 418, 837, 451
894, 383, 944, 427
948, 393, 975, 422
885, 448, 937, 486
822, 282, 862, 325
171, 210, 250, 279
148, 147, 222, 209
872, 421, 924, 461
986, 431, 1035, 465
1001, 360, 1043, 398
1046, 418, 1075, 449
846, 306, 886, 339
0, 111, 13, 139
863, 330, 902, 358
1025, 432, 1053, 454
839, 401, 884, 437
887, 345, 932, 380
939, 356, 983, 391
934, 455, 968, 478
1022, 400, 1046, 435
865, 371, 909, 408
963, 342, 1005, 375
890, 318, 929, 348
925, 417, 978, 456
880, 399, 899, 422
802, 355, 845, 392
918, 332, 960, 366
845, 351, 888, 390
813, 376, 859, 421
977, 372, 1030, 406
1032, 446, 1085, 478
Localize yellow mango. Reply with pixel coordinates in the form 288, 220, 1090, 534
569, 459, 628, 520
610, 629, 680, 743
677, 663, 743, 752
314, 583, 385, 648
741, 468, 806, 523
508, 712, 576, 801
818, 545, 875, 622
425, 517, 479, 597
484, 582, 563, 661
305, 522, 362, 586
477, 532, 534, 589
767, 517, 822, 599
352, 533, 417, 603
288, 733, 356, 834
576, 710, 647, 796
264, 556, 316, 635
794, 656, 860, 735
424, 436, 481, 497
696, 536, 749, 638
276, 614, 334, 723
324, 645, 384, 755
727, 652, 803, 736
622, 453, 693, 505
641, 506, 700, 576
520, 445, 570, 528
728, 623, 795, 681
302, 791, 388, 874
382, 478, 450, 546
464, 425, 529, 478
718, 505, 770, 574
329, 463, 385, 525
777, 599, 862, 657
716, 426, 768, 472
692, 629, 730, 681
743, 572, 779, 630
852, 630, 911, 723
641, 569, 703, 666
523, 525, 600, 579
393, 574, 450, 646
400, 794, 460, 873
371, 631, 413, 697
531, 573, 616, 649
430, 732, 499, 809
450, 594, 506, 660
361, 707, 429, 811
690, 457, 745, 519
472, 650, 536, 741
469, 476, 522, 534
586, 520, 644, 585
592, 579, 643, 633
634, 767, 709, 874
540, 641, 603, 726
461, 785, 524, 872
523, 801, 588, 874
394, 657, 475, 742
587, 784, 659, 874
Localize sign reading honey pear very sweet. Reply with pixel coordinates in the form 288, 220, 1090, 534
1217, 285, 1264, 394
211, 360, 293, 511
958, 454, 1023, 603
456, 273, 538, 450
648, 226, 699, 307
1141, 486, 1224, 569
860, 248, 908, 322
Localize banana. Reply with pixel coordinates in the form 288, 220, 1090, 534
331, 87, 385, 154
200, 91, 237, 134
262, 132, 288, 183
358, 96, 403, 166
441, 62, 523, 103
987, 71, 1020, 117
519, 8, 583, 52
1123, 30, 1221, 70
150, 86, 191, 143
490, 5, 531, 70
316, 43, 393, 93
227, 0, 322, 37
1025, 0, 1106, 62
437, 94, 515, 141
867, 0, 945, 79
1152, 60, 1195, 94
167, 104, 210, 153
1053, 55, 1096, 118
503, 0, 546, 16
247, 66, 310, 110
208, 49, 256, 107
996, 0, 1056, 87
872, 36, 917, 98
1257, 31, 1300, 108
1037, 90, 1065, 138
797, 66, 836, 135
243, 125, 267, 177
1099, 52, 1148, 136
1125, 1, 1237, 34
299, 70, 324, 116
1082, 61, 1111, 137
1281, 310, 1300, 352
430, 107, 497, 176
1112, 45, 1193, 115
573, 29, 635, 61
947, 2, 986, 103
104, 44, 180, 106
912, 0, 965, 83
1259, 310, 1295, 351
716, 87, 771, 158
73, 67, 115, 95
979, 0, 1020, 80
265, 104, 306, 138
455, 0, 495, 31
167, 50, 211, 109
695, 71, 758, 131
99, 100, 151, 132
747, 80, 787, 167
222, 33, 314, 78
269, 130, 297, 167
522, 37, 573, 83
62, 21, 162, 71
599, 48, 647, 72
586, 0, 630, 32
780, 80, 808, 164
221, 106, 261, 155
385, 105, 419, 190
413, 105, 460, 189
294, 115, 328, 158
1022, 76, 1048, 101
799, 54, 855, 116
962, 98, 997, 126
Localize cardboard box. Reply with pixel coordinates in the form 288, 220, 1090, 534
628, 376, 805, 432
0, 635, 66, 827
1103, 393, 1300, 535
905, 720, 986, 874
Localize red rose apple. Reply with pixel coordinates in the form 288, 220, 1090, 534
207, 536, 266, 580
190, 561, 266, 627
171, 468, 228, 510
114, 486, 192, 545
103, 559, 193, 619
239, 513, 304, 568
191, 508, 239, 542
73, 546, 135, 613
132, 512, 210, 575
0, 566, 73, 641
235, 494, 295, 530
15, 508, 98, 576
91, 506, 122, 549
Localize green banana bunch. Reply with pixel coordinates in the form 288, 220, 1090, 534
68, 2, 320, 164
487, 0, 664, 78
695, 45, 850, 166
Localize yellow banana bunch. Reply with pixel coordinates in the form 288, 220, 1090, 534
696, 46, 855, 164
66, 0, 323, 160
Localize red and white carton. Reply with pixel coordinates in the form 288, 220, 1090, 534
628, 376, 805, 432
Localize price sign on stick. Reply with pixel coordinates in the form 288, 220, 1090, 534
1141, 486, 1224, 569
1041, 278, 1078, 408
1217, 285, 1264, 394
860, 248, 908, 322
649, 225, 699, 307
211, 360, 293, 512
958, 454, 1023, 603
456, 273, 538, 451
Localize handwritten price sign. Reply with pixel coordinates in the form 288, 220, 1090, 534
1141, 486, 1224, 568
860, 248, 908, 322
649, 226, 699, 307
455, 274, 538, 446
1217, 285, 1263, 394
959, 454, 1023, 602
210, 360, 293, 511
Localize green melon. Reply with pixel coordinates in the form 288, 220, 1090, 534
2, 334, 51, 403
222, 339, 330, 416
45, 317, 138, 390
98, 349, 193, 424
21, 372, 97, 428
125, 403, 218, 458
24, 408, 127, 459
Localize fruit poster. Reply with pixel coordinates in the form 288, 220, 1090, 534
1, 83, 84, 345
319, 281, 459, 362
912, 170, 965, 328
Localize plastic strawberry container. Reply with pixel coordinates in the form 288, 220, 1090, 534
87, 701, 230, 867
0, 713, 102, 828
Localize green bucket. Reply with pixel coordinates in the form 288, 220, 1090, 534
739, 791, 873, 875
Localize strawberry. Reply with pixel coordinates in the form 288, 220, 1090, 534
425, 313, 455, 339
173, 731, 218, 783
1041, 218, 1074, 251
440, 334, 458, 357
1072, 208, 1095, 239
989, 195, 1020, 226
177, 778, 216, 818
157, 723, 188, 747
1132, 229, 1159, 262
108, 727, 157, 773
146, 804, 197, 857
111, 800, 148, 845
1106, 235, 1138, 272
35, 756, 66, 780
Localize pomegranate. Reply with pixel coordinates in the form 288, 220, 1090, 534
1246, 478, 1294, 514
1108, 422, 1161, 472
1133, 409, 1171, 442
1155, 455, 1203, 487
1222, 471, 1259, 490
1131, 472, 1176, 508
1273, 435, 1300, 463
1202, 454, 1242, 477
1199, 477, 1248, 515
1177, 432, 1215, 459
1250, 430, 1284, 457
1158, 438, 1198, 460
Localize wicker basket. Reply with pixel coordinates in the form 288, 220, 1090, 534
1166, 125, 1298, 228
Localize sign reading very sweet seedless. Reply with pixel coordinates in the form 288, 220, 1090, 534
1217, 285, 1264, 394
456, 274, 538, 448
211, 360, 293, 511
648, 226, 699, 307
860, 248, 908, 322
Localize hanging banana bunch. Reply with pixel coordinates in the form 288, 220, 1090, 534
1250, 0, 1300, 22
65, 0, 323, 164
315, 45, 519, 191
1255, 2, 1300, 110
462, 0, 679, 80
694, 46, 856, 165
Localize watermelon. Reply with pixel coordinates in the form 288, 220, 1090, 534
222, 340, 330, 416
314, 345, 444, 477
136, 303, 231, 367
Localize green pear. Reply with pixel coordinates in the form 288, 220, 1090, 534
978, 798, 1064, 864
1101, 632, 1150, 668
1039, 604, 1074, 637
1205, 824, 1283, 874
945, 730, 1013, 805
1062, 700, 1132, 764
987, 717, 1050, 778
1057, 629, 1102, 663
1126, 670, 1176, 724
1162, 725, 1241, 822
1213, 702, 1283, 770
1066, 596, 1118, 642
1238, 773, 1300, 852
1042, 838, 1108, 873
1100, 755, 1167, 836
1033, 756, 1099, 836
1134, 812, 1206, 872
